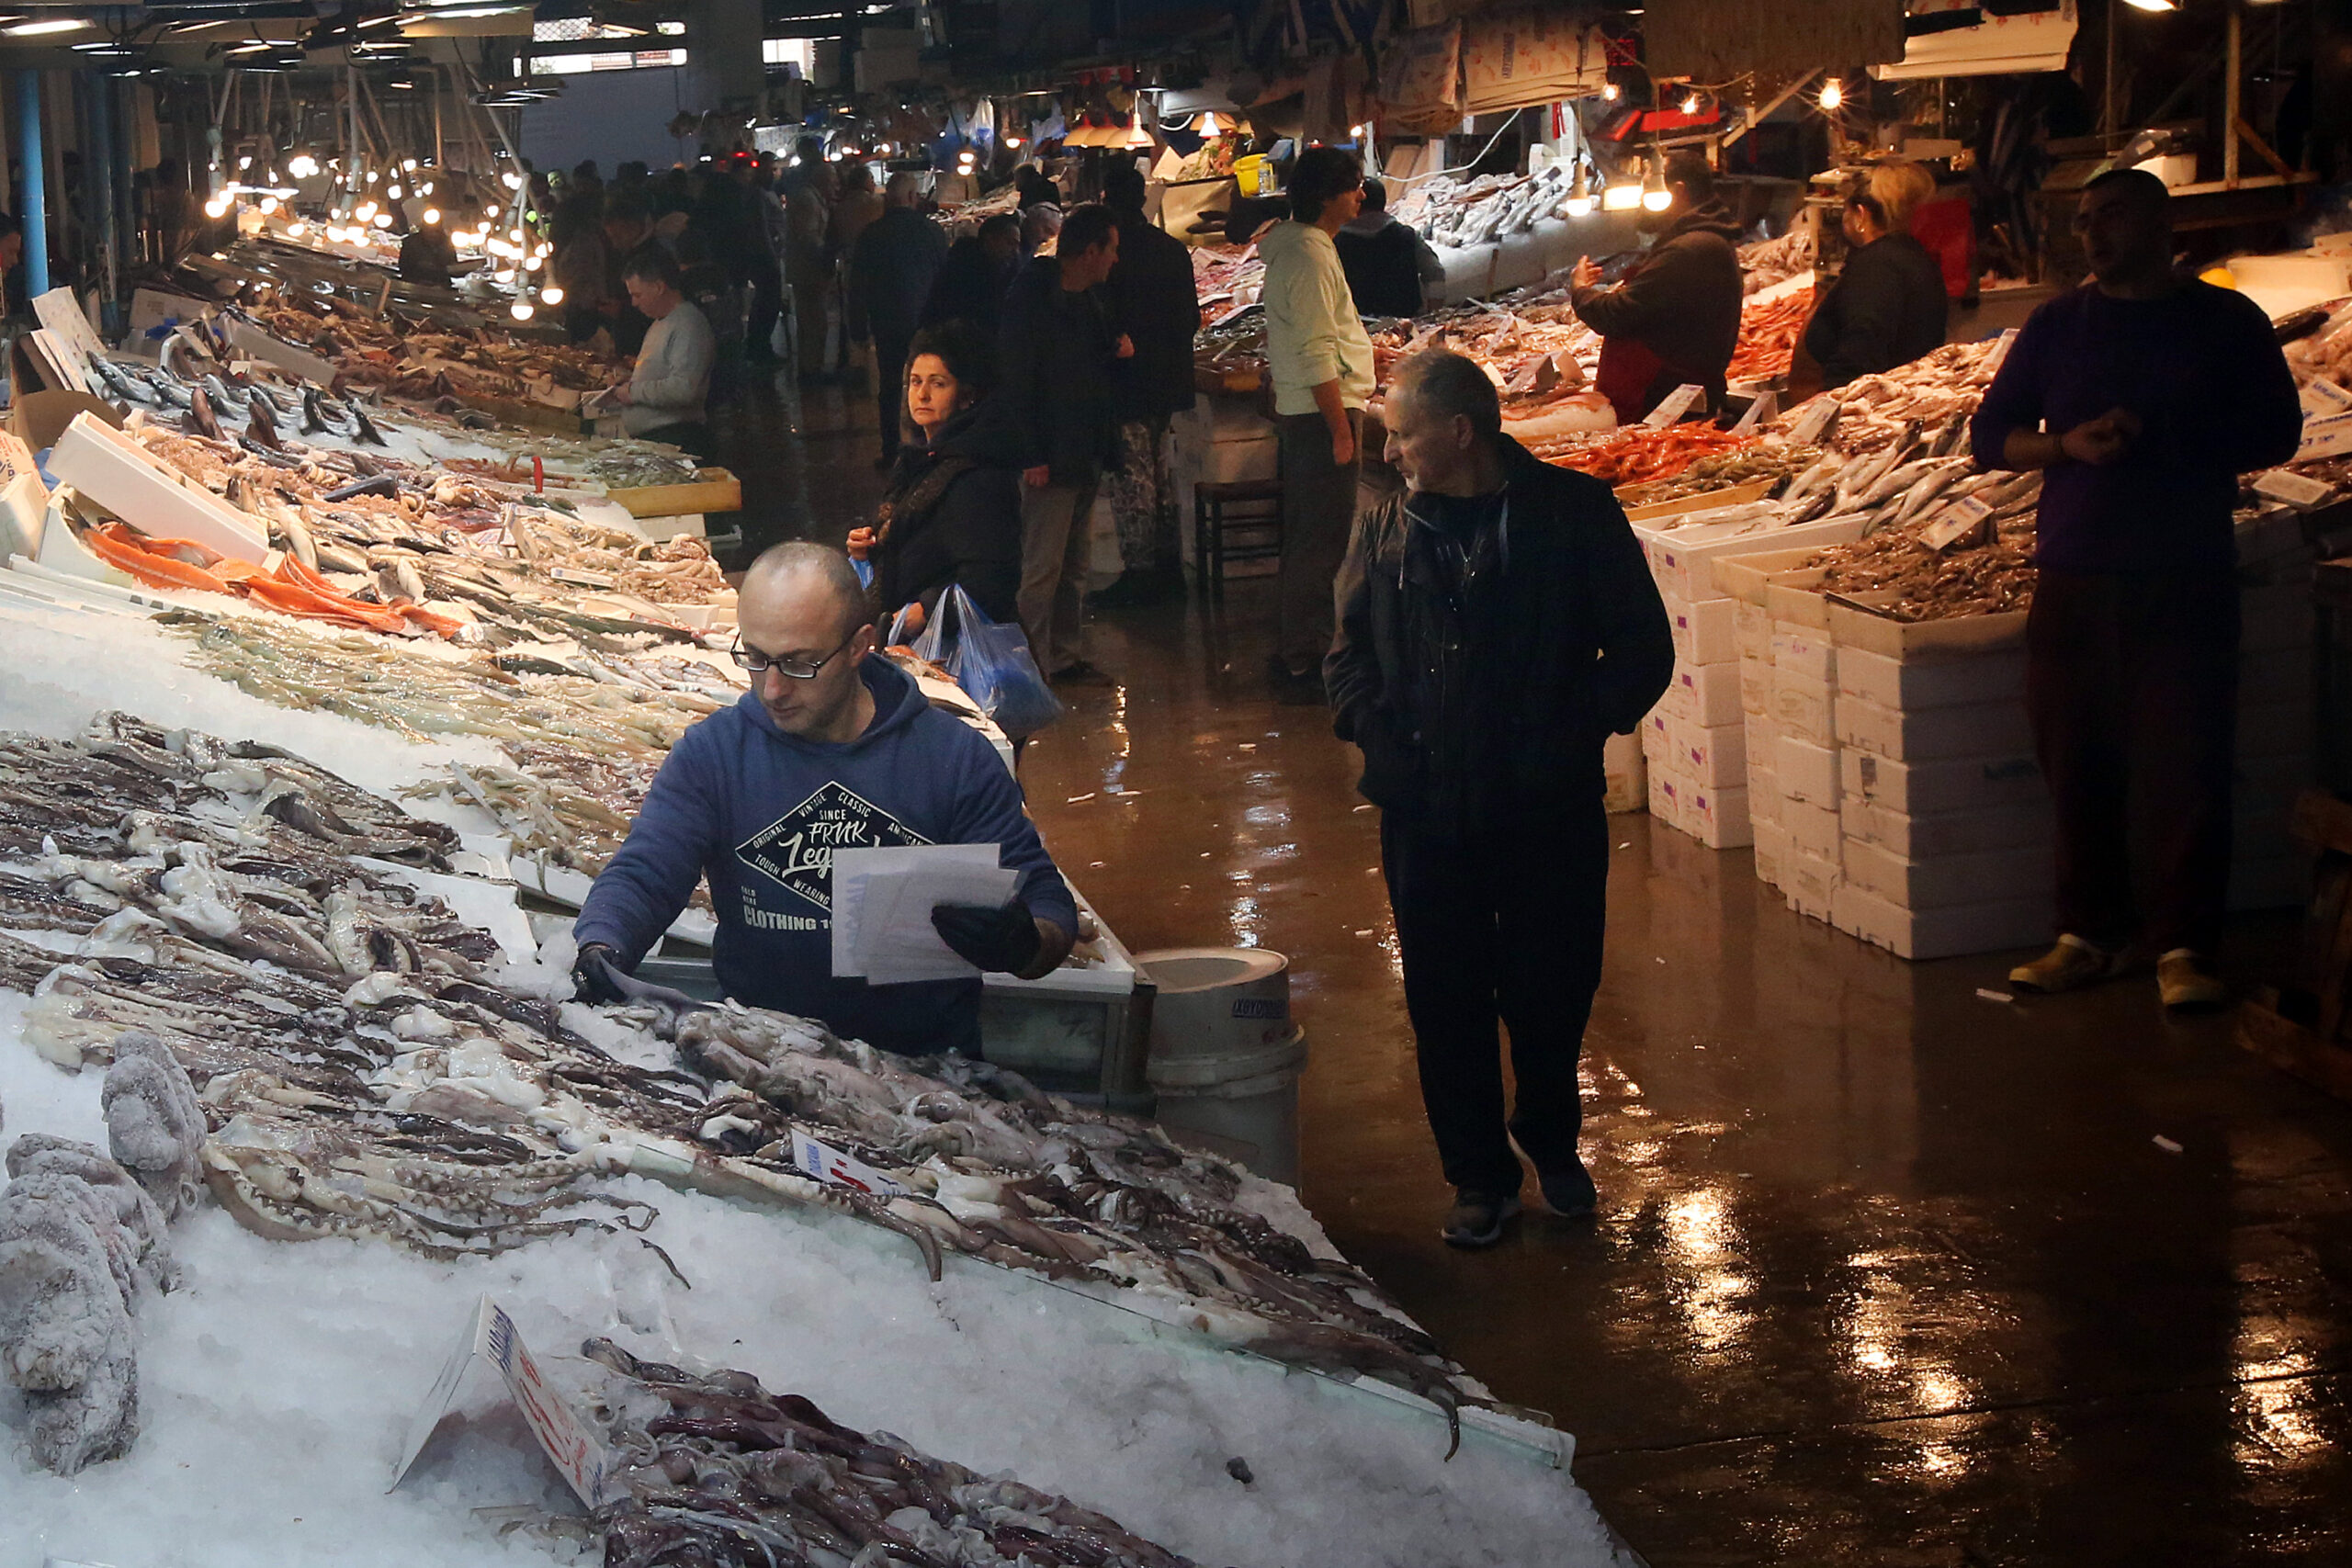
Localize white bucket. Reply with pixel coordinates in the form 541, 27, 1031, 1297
1148, 1027, 1307, 1186
1136, 946, 1293, 1059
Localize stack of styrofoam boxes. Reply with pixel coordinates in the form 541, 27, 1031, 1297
1640, 525, 1752, 849
1169, 400, 1279, 581
1605, 730, 1646, 815
1824, 600, 2052, 960
2232, 502, 2322, 909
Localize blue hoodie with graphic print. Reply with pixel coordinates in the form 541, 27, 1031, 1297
573, 656, 1076, 1055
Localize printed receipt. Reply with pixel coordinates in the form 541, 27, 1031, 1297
830, 843, 1018, 984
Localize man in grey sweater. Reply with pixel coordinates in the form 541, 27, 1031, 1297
612, 245, 716, 446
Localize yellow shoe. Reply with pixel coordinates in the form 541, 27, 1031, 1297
2008, 934, 2128, 994
2157, 949, 2228, 1011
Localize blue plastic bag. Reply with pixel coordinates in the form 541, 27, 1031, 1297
911, 584, 1064, 739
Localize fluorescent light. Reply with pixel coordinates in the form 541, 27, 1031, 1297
2122, 0, 2177, 9
6, 18, 88, 35
1601, 182, 1641, 212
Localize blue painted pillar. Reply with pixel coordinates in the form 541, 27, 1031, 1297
17, 70, 48, 298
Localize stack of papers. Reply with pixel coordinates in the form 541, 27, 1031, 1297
830, 843, 1018, 984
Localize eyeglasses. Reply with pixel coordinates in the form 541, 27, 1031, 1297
730, 629, 859, 680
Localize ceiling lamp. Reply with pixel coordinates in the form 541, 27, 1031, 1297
1819, 78, 1844, 111
6, 17, 87, 35
1641, 160, 1672, 211
1565, 164, 1593, 219
1601, 179, 1642, 212
541, 286, 564, 306
2121, 0, 2177, 9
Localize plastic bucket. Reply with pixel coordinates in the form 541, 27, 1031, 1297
1148, 1027, 1307, 1187
1136, 946, 1292, 1059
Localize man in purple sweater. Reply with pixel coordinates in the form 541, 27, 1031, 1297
1971, 168, 2301, 1009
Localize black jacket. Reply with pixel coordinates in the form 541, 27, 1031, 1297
1335, 215, 1442, 319
848, 206, 950, 348
1803, 231, 1951, 389
922, 235, 1017, 331
1325, 436, 1674, 832
871, 400, 1023, 626
1572, 201, 1745, 411
1105, 209, 1200, 422
998, 256, 1121, 479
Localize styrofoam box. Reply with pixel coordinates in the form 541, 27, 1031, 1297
1841, 837, 2053, 911
1771, 666, 1838, 747
1658, 660, 1745, 728
1836, 645, 2028, 711
1831, 883, 2048, 961
1784, 797, 1841, 862
1753, 818, 1792, 890
1190, 434, 1279, 484
1841, 747, 2045, 816
1648, 759, 1683, 827
1647, 709, 1747, 788
1841, 798, 2052, 861
1778, 734, 1841, 806
1645, 513, 1871, 604
1837, 694, 2033, 763
47, 412, 268, 563
1605, 729, 1646, 815
1748, 764, 1781, 829
1770, 622, 1836, 682
1735, 600, 1772, 660
1783, 847, 1841, 919
1739, 657, 1774, 716
1682, 778, 1752, 850
1666, 594, 1738, 667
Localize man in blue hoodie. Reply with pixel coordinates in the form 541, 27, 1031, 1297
571, 542, 1078, 1055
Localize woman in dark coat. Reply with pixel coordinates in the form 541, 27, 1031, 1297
848, 321, 1023, 643
1803, 160, 1951, 389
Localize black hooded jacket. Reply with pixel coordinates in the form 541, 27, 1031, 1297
1802, 231, 1950, 389
998, 255, 1121, 479
1325, 435, 1675, 835
1571, 200, 1746, 412
871, 400, 1023, 626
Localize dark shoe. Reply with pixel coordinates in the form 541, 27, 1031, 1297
1442, 1190, 1523, 1249
1537, 1159, 1598, 1220
1050, 660, 1114, 686
1266, 654, 1326, 706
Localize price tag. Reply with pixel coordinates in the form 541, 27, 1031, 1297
2299, 377, 2352, 417
1730, 389, 1778, 435
2294, 410, 2352, 464
790, 1128, 908, 1197
1784, 396, 1839, 446
1921, 495, 1993, 553
2253, 468, 2337, 511
1644, 383, 1705, 428
390, 1296, 614, 1509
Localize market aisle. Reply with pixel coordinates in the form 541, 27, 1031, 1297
1023, 587, 2352, 1568
708, 360, 893, 560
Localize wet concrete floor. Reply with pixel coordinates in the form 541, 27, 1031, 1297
716, 370, 2352, 1567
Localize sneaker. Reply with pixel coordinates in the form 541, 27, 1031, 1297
2007, 933, 2130, 994
1441, 1190, 1522, 1248
2157, 948, 2229, 1010
1537, 1160, 1599, 1220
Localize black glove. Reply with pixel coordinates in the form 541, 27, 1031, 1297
931, 900, 1043, 975
573, 942, 631, 1004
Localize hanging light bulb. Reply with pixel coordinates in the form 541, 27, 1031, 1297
204, 197, 229, 219
1601, 82, 1620, 103
525, 254, 543, 271
259, 197, 277, 215
423, 207, 440, 225
288, 221, 305, 237
1199, 112, 1220, 136
1681, 92, 1702, 116
511, 299, 534, 321
541, 286, 564, 306
1641, 159, 1672, 211
402, 157, 418, 171
373, 211, 392, 229
1819, 78, 1844, 111
494, 268, 515, 283
419, 181, 434, 196
388, 185, 403, 199
1565, 163, 1594, 218
486, 203, 500, 217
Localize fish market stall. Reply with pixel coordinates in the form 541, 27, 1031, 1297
0, 590, 1631, 1567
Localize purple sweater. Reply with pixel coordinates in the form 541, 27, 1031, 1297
1969, 281, 2301, 574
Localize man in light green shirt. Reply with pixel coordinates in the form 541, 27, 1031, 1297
1260, 146, 1374, 704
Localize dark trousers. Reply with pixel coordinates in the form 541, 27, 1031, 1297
1380, 806, 1610, 1197
874, 330, 912, 462
1276, 409, 1363, 671
2027, 568, 2240, 955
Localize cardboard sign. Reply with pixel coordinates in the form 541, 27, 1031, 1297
1644, 383, 1705, 428
1784, 396, 1839, 446
1921, 495, 1993, 554
2294, 410, 2352, 464
2253, 468, 2337, 511
790, 1128, 908, 1197
1731, 389, 1778, 435
2299, 376, 2352, 417
390, 1295, 613, 1509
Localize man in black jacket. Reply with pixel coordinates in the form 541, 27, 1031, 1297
922, 214, 1022, 331
1570, 152, 1743, 423
1334, 178, 1444, 319
1095, 164, 1199, 608
848, 172, 950, 465
1327, 350, 1674, 1248
999, 203, 1132, 682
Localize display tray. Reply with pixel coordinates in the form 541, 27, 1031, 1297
605, 466, 742, 518
451, 389, 590, 435
1621, 478, 1777, 522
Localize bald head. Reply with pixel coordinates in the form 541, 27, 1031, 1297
743, 541, 870, 640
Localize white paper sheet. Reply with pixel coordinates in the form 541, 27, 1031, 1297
830, 843, 1018, 984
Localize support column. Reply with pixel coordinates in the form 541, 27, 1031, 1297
86, 71, 119, 331
17, 69, 47, 298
